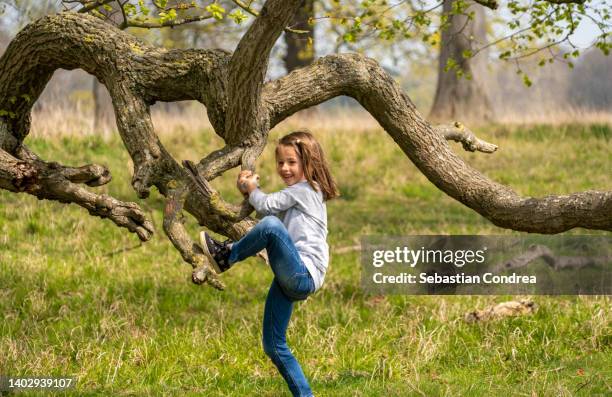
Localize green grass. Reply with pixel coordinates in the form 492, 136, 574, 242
0, 123, 610, 396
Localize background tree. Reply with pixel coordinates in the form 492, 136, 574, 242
568, 48, 612, 110
429, 0, 493, 121
0, 0, 609, 291
315, 0, 610, 121
283, 0, 315, 72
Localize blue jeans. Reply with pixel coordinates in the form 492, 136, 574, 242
228, 216, 315, 397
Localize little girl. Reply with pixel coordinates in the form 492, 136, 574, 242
200, 130, 339, 397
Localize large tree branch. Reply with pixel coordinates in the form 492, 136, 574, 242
1, 145, 154, 240
196, 145, 244, 180
0, 12, 257, 288
224, 0, 302, 149
163, 181, 225, 290
0, 12, 230, 146
262, 54, 612, 233
0, 13, 229, 196
184, 160, 254, 223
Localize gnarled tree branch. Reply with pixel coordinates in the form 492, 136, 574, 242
262, 54, 611, 233
1, 145, 154, 240
224, 0, 301, 151
163, 180, 225, 290
0, 12, 256, 288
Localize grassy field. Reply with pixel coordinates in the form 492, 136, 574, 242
0, 121, 610, 396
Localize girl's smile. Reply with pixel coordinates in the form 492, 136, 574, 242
276, 145, 305, 186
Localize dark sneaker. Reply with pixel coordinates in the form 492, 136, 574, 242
200, 231, 233, 274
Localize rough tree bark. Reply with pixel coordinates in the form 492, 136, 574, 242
429, 0, 493, 122
0, 1, 609, 289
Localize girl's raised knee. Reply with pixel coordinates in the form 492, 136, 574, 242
260, 215, 283, 230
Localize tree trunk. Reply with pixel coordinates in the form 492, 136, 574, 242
283, 0, 315, 73
429, 0, 493, 122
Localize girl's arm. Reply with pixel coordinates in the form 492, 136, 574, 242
237, 171, 297, 215
248, 188, 297, 215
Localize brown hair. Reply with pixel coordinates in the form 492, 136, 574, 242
276, 130, 339, 201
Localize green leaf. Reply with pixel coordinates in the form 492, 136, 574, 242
379, 28, 395, 40
343, 32, 355, 43
124, 3, 136, 16
205, 3, 226, 20
159, 8, 176, 24
498, 50, 511, 60
229, 10, 247, 24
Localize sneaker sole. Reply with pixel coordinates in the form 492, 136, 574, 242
199, 231, 224, 274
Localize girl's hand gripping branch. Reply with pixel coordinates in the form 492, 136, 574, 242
237, 170, 260, 198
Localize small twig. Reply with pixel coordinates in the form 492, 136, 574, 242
126, 14, 214, 29
182, 159, 214, 196
78, 0, 114, 13
117, 0, 128, 29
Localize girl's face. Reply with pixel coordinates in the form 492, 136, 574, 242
276, 144, 305, 186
